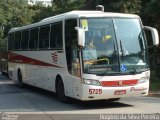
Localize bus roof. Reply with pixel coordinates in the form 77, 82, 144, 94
9, 10, 140, 33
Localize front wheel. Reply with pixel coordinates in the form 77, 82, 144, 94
108, 98, 120, 102
56, 80, 68, 102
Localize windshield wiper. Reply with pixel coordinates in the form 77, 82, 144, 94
119, 40, 137, 74
120, 40, 124, 61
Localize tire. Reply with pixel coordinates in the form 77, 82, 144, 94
17, 70, 24, 87
56, 79, 68, 102
2, 71, 5, 75
108, 98, 120, 102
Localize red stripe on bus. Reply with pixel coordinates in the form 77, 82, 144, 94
8, 52, 62, 68
101, 80, 138, 87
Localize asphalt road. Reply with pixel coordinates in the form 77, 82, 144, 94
0, 73, 160, 120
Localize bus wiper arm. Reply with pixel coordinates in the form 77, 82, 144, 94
119, 40, 137, 74
120, 40, 124, 60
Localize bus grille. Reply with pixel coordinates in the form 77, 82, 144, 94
101, 80, 138, 87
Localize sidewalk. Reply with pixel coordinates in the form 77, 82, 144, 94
149, 91, 160, 97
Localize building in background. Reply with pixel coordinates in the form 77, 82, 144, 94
28, 0, 52, 6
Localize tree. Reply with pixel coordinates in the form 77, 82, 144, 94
31, 0, 85, 22
0, 0, 34, 38
0, 0, 35, 59
84, 0, 141, 14
141, 0, 160, 76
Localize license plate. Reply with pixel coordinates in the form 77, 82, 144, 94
114, 90, 126, 95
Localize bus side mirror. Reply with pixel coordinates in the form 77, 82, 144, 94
75, 27, 85, 47
144, 26, 159, 46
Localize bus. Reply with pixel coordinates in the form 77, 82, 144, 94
7, 7, 159, 102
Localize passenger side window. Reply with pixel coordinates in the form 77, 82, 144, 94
21, 30, 29, 50
50, 22, 63, 49
65, 19, 80, 76
29, 28, 39, 49
39, 25, 50, 49
8, 33, 14, 50
14, 31, 21, 50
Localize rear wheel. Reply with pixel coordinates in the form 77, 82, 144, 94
17, 70, 24, 87
2, 71, 5, 75
56, 79, 68, 102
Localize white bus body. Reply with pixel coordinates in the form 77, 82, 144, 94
8, 10, 159, 101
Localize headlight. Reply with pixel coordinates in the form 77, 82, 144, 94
83, 79, 101, 86
138, 76, 150, 83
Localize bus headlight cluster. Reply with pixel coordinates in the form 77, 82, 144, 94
138, 76, 150, 83
83, 79, 101, 86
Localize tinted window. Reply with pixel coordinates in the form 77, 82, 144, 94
65, 19, 79, 76
14, 31, 21, 50
8, 33, 14, 50
50, 22, 63, 48
39, 25, 50, 49
29, 28, 39, 49
21, 30, 29, 50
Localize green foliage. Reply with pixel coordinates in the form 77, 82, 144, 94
0, 0, 86, 47
30, 0, 85, 22
0, 0, 34, 39
85, 0, 141, 14
29, 4, 55, 23
145, 0, 160, 16
53, 0, 85, 10
140, 0, 160, 76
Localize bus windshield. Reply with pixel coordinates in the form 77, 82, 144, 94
81, 18, 149, 75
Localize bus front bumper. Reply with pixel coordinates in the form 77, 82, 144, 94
80, 81, 149, 101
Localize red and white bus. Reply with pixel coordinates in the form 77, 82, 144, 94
7, 8, 159, 101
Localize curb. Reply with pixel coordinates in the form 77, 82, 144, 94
149, 91, 160, 97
